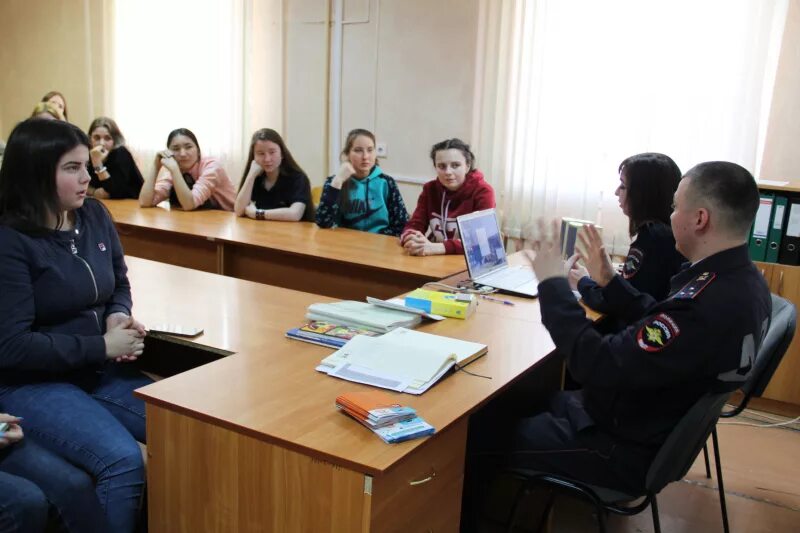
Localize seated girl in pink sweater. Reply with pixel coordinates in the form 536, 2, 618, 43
401, 139, 495, 256
138, 128, 236, 211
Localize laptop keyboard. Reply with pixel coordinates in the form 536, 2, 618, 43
482, 267, 534, 288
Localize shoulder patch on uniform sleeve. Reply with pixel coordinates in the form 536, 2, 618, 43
637, 313, 681, 352
622, 247, 644, 279
672, 272, 716, 300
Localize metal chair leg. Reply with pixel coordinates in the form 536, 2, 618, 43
505, 484, 529, 533
651, 495, 661, 533
703, 442, 712, 478
711, 428, 731, 533
534, 491, 555, 533
594, 506, 608, 533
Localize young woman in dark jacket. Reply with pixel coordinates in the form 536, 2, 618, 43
0, 119, 150, 533
569, 153, 686, 311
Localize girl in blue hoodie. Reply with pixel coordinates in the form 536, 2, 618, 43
315, 128, 408, 236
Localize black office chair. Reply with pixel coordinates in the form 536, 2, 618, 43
503, 391, 732, 533
701, 293, 797, 533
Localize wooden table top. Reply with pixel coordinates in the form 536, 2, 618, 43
128, 256, 557, 476
105, 199, 466, 280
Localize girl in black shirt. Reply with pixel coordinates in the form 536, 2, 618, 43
87, 117, 144, 200
234, 128, 313, 221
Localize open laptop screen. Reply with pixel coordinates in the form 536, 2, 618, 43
457, 209, 508, 279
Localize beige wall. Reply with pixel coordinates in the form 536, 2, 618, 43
284, 0, 480, 208
760, 0, 800, 180
2, 0, 796, 190
0, 0, 110, 139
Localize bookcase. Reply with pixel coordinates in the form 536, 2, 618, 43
754, 180, 800, 409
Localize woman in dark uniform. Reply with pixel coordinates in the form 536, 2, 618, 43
571, 153, 685, 312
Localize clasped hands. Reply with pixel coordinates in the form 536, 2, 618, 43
104, 313, 146, 363
400, 230, 445, 256
522, 219, 616, 289
154, 149, 180, 173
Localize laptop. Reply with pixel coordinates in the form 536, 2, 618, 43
456, 209, 538, 297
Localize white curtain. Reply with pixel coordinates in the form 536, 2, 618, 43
112, 0, 246, 183
474, 0, 789, 253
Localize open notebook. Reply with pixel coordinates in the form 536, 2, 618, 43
317, 328, 487, 394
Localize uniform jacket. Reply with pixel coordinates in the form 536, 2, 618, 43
153, 156, 236, 211
315, 165, 408, 236
0, 199, 131, 380
579, 221, 685, 311
401, 169, 495, 255
539, 244, 771, 448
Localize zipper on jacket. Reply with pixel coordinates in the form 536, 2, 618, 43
70, 239, 100, 304
70, 239, 101, 330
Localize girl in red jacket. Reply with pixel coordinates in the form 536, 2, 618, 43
401, 138, 495, 255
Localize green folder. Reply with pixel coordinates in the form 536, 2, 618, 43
748, 194, 774, 262
766, 195, 788, 263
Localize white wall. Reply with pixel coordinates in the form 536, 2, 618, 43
761, 0, 800, 180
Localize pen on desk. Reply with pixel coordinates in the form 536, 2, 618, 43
480, 295, 515, 306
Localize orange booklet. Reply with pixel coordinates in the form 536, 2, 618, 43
335, 390, 416, 426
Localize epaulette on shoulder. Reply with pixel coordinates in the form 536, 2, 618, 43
672, 271, 716, 300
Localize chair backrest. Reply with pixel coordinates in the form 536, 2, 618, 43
743, 294, 797, 399
645, 391, 731, 492
311, 185, 323, 206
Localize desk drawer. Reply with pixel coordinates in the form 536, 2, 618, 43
370, 418, 468, 532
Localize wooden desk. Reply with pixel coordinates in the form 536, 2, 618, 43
127, 256, 559, 532
105, 199, 466, 301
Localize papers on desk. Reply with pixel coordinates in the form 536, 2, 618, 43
317, 327, 487, 394
306, 301, 422, 333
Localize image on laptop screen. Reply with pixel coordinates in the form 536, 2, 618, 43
459, 209, 508, 279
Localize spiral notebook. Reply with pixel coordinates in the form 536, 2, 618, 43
317, 327, 487, 394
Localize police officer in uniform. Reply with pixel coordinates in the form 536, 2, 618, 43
461, 161, 771, 529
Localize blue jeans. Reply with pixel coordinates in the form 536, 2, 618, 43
0, 363, 153, 533
0, 439, 108, 532
0, 468, 48, 533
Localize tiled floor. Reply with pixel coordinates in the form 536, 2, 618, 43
481, 410, 800, 532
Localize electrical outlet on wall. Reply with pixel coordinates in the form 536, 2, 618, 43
376, 143, 388, 158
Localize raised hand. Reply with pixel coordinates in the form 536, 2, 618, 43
576, 224, 615, 287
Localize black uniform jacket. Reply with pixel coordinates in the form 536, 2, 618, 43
539, 244, 771, 449
579, 221, 686, 312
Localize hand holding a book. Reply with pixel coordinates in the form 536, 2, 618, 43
576, 224, 615, 287
523, 218, 567, 282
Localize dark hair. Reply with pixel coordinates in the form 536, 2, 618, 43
430, 138, 476, 171
683, 161, 759, 239
88, 117, 126, 148
166, 128, 201, 160
338, 128, 377, 212
0, 119, 89, 234
239, 128, 305, 189
41, 91, 68, 120
619, 153, 682, 236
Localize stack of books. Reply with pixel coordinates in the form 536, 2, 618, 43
286, 321, 378, 349
336, 390, 435, 443
306, 301, 422, 333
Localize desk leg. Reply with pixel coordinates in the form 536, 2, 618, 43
216, 242, 225, 275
